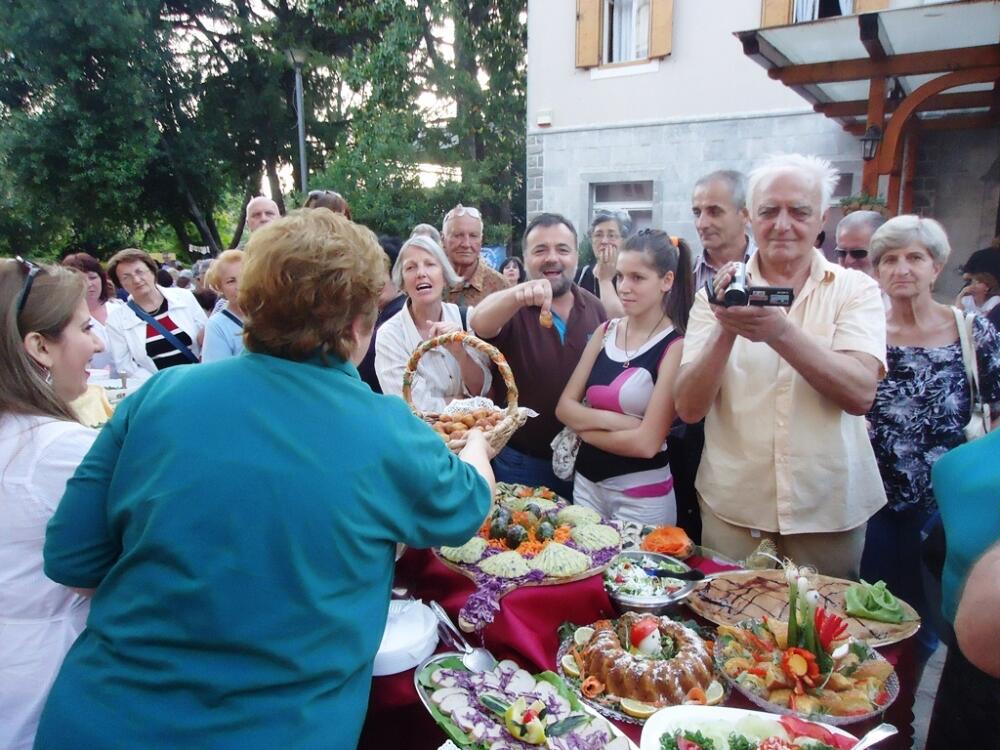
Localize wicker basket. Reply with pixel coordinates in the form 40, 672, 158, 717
402, 331, 526, 454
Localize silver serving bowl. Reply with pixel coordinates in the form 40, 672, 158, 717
604, 550, 696, 615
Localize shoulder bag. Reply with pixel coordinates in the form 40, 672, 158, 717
127, 300, 199, 364
953, 307, 991, 441
551, 320, 617, 480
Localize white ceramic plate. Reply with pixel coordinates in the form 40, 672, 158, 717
639, 705, 855, 750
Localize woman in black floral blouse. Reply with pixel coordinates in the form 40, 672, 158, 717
862, 215, 1000, 658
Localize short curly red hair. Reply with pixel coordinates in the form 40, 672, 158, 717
240, 209, 385, 362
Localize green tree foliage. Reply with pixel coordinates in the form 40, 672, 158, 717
0, 0, 526, 259
318, 0, 527, 245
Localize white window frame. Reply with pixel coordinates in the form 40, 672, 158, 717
602, 0, 651, 66
590, 180, 655, 233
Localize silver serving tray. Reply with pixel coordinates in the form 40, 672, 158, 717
605, 550, 696, 614
413, 652, 639, 750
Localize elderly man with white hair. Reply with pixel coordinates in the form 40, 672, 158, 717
675, 153, 888, 579
441, 204, 509, 306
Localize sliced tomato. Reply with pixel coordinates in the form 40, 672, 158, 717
779, 715, 856, 750
676, 738, 702, 750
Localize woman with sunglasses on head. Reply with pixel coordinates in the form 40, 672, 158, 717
556, 230, 694, 525
104, 248, 207, 380
304, 189, 352, 219
0, 259, 104, 750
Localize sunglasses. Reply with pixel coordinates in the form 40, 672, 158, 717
443, 204, 482, 223
15, 256, 42, 317
308, 189, 343, 200
836, 248, 869, 260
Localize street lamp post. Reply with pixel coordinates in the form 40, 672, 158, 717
287, 48, 308, 195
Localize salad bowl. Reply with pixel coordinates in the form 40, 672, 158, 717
604, 550, 696, 615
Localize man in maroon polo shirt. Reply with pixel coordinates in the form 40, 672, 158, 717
471, 213, 607, 497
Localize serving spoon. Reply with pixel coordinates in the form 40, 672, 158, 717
641, 567, 706, 581
429, 600, 498, 673
851, 723, 898, 750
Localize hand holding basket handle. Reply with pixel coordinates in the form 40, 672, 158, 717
402, 331, 526, 456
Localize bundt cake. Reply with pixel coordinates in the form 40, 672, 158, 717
578, 612, 714, 705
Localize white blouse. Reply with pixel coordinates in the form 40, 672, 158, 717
374, 302, 492, 413
0, 414, 95, 750
87, 300, 121, 371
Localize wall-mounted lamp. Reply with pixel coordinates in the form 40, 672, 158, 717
861, 125, 882, 162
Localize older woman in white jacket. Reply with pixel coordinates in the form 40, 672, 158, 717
105, 249, 207, 380
375, 235, 491, 412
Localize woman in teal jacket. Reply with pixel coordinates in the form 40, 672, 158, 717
36, 210, 495, 750
924, 430, 1000, 749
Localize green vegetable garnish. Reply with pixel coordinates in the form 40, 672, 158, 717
660, 729, 718, 750
844, 579, 904, 623
727, 733, 758, 750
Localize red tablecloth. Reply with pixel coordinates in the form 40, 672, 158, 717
359, 549, 917, 750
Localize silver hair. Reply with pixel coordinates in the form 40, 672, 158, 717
869, 214, 951, 267
748, 153, 840, 214
693, 170, 748, 210
410, 223, 442, 245
836, 210, 886, 240
391, 234, 462, 290
589, 210, 632, 237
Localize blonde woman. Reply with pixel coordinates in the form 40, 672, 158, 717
0, 259, 103, 750
202, 250, 245, 362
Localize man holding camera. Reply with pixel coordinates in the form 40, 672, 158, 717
674, 154, 887, 580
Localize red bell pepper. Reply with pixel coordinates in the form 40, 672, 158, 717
814, 606, 849, 652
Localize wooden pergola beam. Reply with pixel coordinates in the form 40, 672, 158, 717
772, 45, 1000, 86
737, 29, 861, 129
859, 13, 892, 61
876, 66, 1000, 174
815, 91, 994, 118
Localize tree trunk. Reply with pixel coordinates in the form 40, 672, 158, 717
205, 211, 223, 251
178, 184, 221, 256
169, 217, 192, 252
229, 187, 254, 248
266, 157, 285, 214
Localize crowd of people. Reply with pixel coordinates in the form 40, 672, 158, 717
2, 152, 999, 749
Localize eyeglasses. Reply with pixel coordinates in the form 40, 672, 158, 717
443, 204, 482, 224
836, 248, 869, 260
591, 231, 621, 242
15, 256, 41, 318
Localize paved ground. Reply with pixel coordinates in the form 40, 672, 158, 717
911, 644, 945, 750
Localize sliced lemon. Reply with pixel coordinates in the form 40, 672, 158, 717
618, 698, 659, 719
705, 680, 725, 706
573, 626, 595, 648
561, 653, 581, 678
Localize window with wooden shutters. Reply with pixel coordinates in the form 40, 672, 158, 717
576, 0, 672, 69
